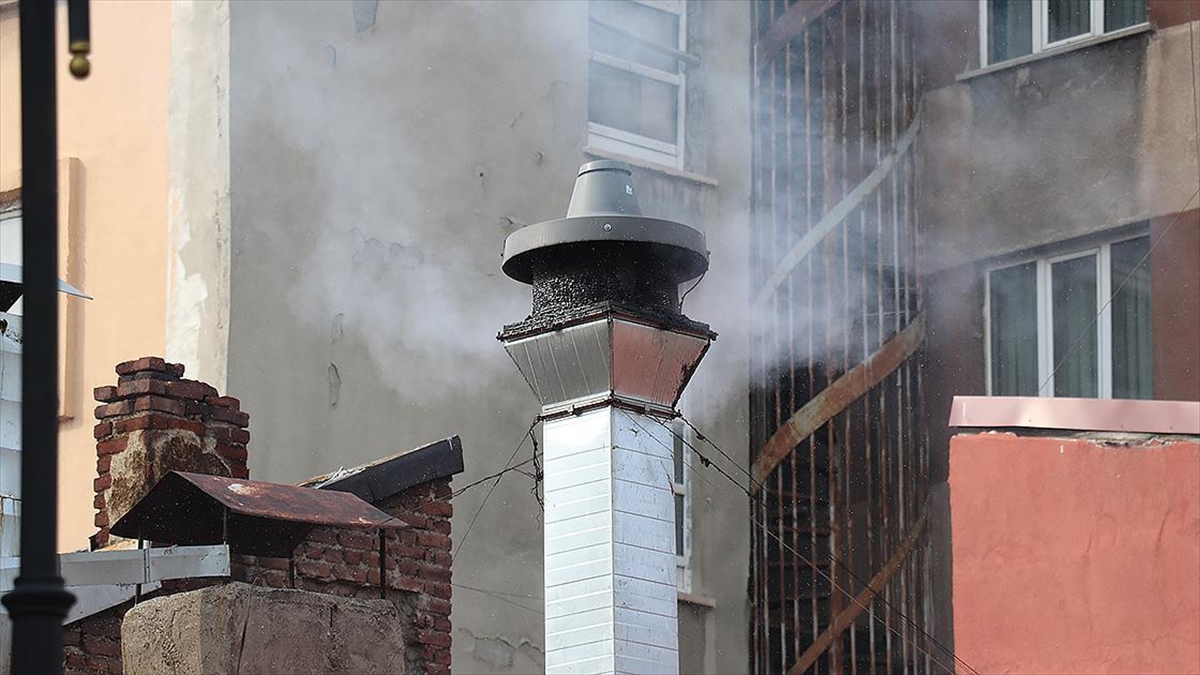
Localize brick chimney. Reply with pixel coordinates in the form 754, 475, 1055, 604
90, 357, 249, 548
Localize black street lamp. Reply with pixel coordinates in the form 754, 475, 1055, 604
1, 1, 90, 673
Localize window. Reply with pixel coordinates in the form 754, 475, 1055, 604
588, 0, 687, 168
1, 204, 20, 572
1, 205, 21, 315
986, 234, 1153, 399
981, 0, 1147, 66
671, 419, 691, 593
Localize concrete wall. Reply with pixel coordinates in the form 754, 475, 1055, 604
0, 2, 172, 550
221, 2, 750, 673
921, 22, 1199, 272
949, 432, 1200, 673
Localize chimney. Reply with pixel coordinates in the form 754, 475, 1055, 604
499, 161, 713, 675
91, 357, 249, 548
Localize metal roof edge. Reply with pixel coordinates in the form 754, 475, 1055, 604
948, 396, 1200, 436
305, 435, 465, 504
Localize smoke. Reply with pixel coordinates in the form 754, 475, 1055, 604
232, 0, 586, 405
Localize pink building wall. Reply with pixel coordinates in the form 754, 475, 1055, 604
950, 432, 1200, 674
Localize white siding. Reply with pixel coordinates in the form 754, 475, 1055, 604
542, 407, 678, 675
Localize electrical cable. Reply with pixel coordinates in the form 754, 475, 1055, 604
452, 582, 543, 616
452, 416, 540, 561
633, 412, 979, 675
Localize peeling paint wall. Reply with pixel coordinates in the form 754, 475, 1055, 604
167, 0, 232, 392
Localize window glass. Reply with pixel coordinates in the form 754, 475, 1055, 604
589, 0, 680, 73
0, 211, 21, 316
990, 262, 1039, 396
588, 61, 678, 144
1052, 255, 1098, 397
1047, 0, 1091, 43
1110, 236, 1153, 399
988, 0, 1033, 63
1104, 0, 1146, 32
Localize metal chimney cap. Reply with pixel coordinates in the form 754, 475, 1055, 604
501, 161, 708, 285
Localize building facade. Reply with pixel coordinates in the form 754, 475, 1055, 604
746, 0, 1198, 672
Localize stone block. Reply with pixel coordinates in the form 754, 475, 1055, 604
121, 582, 410, 675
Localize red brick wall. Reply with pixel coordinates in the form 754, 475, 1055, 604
232, 479, 455, 675
63, 604, 130, 675
69, 357, 456, 674
91, 357, 250, 548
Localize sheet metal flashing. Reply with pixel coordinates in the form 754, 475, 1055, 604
301, 435, 465, 504
948, 396, 1200, 435
111, 472, 405, 557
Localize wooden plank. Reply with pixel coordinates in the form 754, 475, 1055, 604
786, 509, 929, 675
755, 0, 841, 72
753, 314, 925, 487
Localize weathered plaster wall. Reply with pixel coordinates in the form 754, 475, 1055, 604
0, 1, 172, 550
920, 22, 1200, 273
949, 432, 1200, 674
166, 0, 232, 392
223, 1, 750, 672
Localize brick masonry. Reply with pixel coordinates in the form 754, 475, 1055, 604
68, 357, 455, 674
232, 480, 455, 675
91, 357, 249, 549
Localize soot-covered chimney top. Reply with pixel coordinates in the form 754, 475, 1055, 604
501, 160, 710, 335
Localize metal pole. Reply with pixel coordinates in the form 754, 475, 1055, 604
1, 2, 77, 672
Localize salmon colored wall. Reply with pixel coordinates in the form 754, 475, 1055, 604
0, 2, 171, 550
950, 433, 1200, 674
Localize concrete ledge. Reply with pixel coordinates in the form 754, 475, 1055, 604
121, 582, 411, 675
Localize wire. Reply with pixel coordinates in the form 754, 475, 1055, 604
677, 414, 766, 492
529, 425, 544, 510
452, 416, 540, 560
453, 582, 543, 616
636, 412, 979, 675
1037, 188, 1199, 395
679, 270, 707, 311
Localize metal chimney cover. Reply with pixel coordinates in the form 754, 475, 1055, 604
501, 161, 708, 285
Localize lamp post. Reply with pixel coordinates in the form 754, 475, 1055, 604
499, 161, 714, 674
1, 1, 90, 673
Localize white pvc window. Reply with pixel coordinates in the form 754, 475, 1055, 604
0, 207, 21, 315
980, 0, 1147, 66
985, 234, 1153, 399
588, 0, 687, 169
0, 205, 20, 566
671, 419, 691, 593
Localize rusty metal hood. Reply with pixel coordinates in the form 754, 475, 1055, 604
111, 471, 404, 558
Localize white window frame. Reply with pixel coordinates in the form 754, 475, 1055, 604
587, 0, 687, 169
983, 233, 1147, 399
671, 419, 692, 594
979, 0, 1149, 67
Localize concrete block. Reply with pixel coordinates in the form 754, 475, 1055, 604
121, 582, 410, 674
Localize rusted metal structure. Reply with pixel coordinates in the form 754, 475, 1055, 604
748, 1, 934, 672
112, 471, 407, 558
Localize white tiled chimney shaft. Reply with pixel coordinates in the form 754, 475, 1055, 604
498, 161, 712, 675
543, 406, 678, 675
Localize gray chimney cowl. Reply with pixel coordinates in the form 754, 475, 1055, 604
500, 161, 710, 335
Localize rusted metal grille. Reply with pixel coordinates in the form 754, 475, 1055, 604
749, 1, 935, 673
